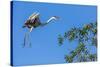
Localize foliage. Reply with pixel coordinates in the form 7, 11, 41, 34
58, 22, 97, 63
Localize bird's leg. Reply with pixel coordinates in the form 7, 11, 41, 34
23, 33, 27, 47
24, 32, 31, 48
28, 33, 32, 47
23, 31, 32, 48
27, 32, 30, 47
30, 27, 34, 32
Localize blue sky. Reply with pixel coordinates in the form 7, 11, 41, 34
12, 1, 97, 66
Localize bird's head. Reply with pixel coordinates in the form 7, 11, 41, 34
51, 16, 60, 20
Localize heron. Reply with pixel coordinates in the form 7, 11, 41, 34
22, 12, 59, 47
22, 12, 59, 32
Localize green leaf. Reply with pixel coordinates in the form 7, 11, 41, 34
58, 22, 97, 63
58, 35, 64, 46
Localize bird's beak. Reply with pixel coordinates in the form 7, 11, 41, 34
54, 16, 60, 20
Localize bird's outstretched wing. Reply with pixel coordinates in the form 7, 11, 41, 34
24, 12, 40, 24
28, 12, 40, 24
24, 13, 35, 24
29, 12, 36, 19
29, 12, 40, 20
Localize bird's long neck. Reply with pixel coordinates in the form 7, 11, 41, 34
40, 17, 57, 26
46, 17, 55, 23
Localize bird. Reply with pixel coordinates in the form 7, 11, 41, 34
22, 12, 59, 32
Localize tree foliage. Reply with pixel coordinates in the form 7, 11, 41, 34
58, 22, 97, 63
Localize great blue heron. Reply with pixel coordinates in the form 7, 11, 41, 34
22, 12, 59, 47
23, 12, 59, 32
